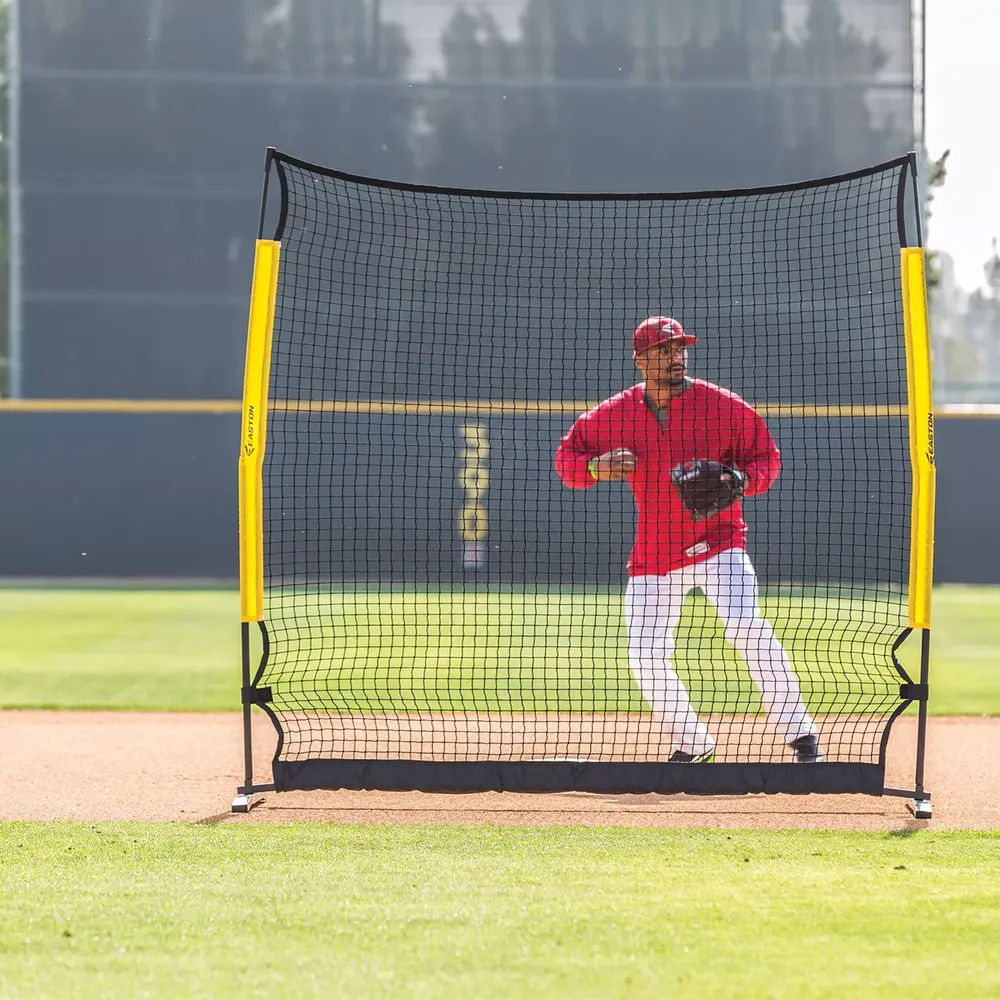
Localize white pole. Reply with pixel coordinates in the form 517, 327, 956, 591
915, 0, 926, 204
912, 0, 927, 161
919, 0, 927, 158
8, 0, 22, 397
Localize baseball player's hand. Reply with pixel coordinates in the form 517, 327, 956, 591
591, 449, 637, 481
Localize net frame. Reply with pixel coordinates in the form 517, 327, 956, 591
233, 148, 933, 809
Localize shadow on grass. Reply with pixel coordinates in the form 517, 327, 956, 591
886, 826, 926, 838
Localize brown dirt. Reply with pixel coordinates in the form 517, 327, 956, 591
1, 711, 997, 830
272, 711, 890, 763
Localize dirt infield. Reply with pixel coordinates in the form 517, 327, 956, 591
1, 711, 997, 830
272, 711, 890, 763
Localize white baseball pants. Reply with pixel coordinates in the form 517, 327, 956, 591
625, 548, 817, 755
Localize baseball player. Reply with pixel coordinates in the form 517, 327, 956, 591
554, 316, 823, 763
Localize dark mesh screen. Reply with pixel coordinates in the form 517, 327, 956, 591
253, 152, 920, 784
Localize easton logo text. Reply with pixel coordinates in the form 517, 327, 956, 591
245, 404, 256, 457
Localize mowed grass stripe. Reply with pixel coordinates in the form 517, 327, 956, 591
0, 823, 998, 1000
0, 586, 996, 714
262, 589, 904, 714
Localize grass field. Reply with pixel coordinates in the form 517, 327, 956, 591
0, 584, 996, 714
2, 590, 998, 999
1, 824, 998, 999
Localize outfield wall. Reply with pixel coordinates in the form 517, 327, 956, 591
0, 411, 994, 585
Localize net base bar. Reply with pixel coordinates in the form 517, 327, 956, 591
272, 760, 884, 796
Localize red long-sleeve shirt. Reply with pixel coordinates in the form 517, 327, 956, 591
554, 380, 781, 576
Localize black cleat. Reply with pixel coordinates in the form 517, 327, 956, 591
669, 749, 715, 763
790, 734, 825, 763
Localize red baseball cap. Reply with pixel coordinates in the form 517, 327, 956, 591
633, 316, 697, 354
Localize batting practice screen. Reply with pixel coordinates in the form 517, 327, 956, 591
237, 150, 933, 799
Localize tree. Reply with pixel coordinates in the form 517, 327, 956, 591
773, 0, 898, 179
23, 0, 154, 71
664, 25, 784, 190
924, 148, 950, 296
933, 240, 1000, 397
973, 240, 1000, 382
420, 5, 516, 186
275, 0, 415, 179
13, 0, 421, 398
426, 0, 909, 194
425, 1, 663, 191
519, 4, 642, 190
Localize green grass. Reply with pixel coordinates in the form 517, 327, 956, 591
265, 587, 906, 715
0, 823, 998, 999
916, 585, 1000, 715
0, 584, 997, 714
0, 589, 238, 711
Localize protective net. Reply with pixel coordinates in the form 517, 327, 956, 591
249, 150, 924, 793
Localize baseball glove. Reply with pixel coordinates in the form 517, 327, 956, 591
670, 460, 745, 521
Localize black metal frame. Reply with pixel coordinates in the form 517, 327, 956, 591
236, 619, 277, 799
233, 148, 933, 813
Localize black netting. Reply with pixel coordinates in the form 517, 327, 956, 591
255, 151, 920, 786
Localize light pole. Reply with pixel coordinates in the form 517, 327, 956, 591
371, 0, 382, 75
7, 0, 22, 397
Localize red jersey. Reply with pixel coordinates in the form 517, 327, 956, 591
554, 380, 781, 576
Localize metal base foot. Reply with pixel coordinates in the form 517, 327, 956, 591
232, 793, 266, 813
909, 798, 932, 820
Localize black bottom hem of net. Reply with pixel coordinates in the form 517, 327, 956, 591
271, 760, 884, 795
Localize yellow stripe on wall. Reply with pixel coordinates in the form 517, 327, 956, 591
0, 399, 243, 413
239, 240, 280, 623
268, 400, 908, 418
901, 247, 935, 629
8, 398, 1000, 418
